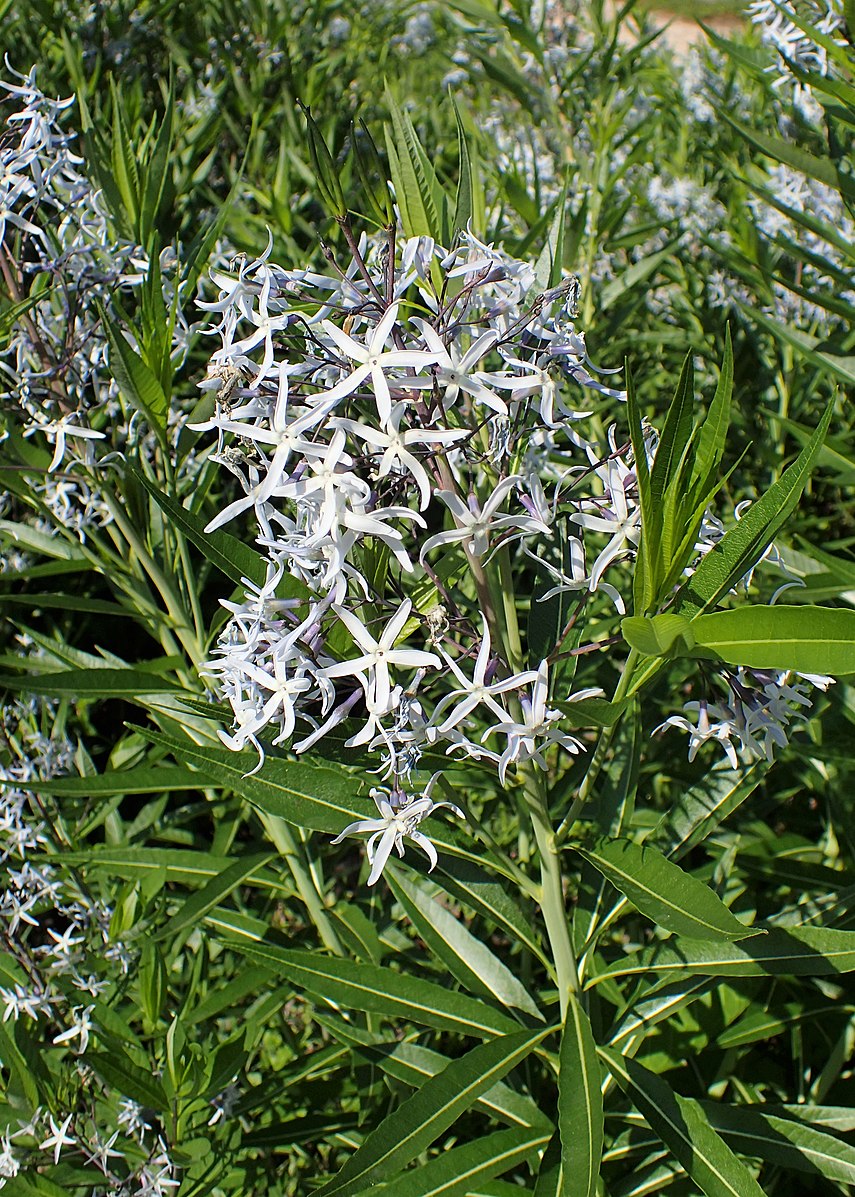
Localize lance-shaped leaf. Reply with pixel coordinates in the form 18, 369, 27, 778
231, 941, 520, 1038
690, 604, 855, 675
157, 852, 275, 940
649, 763, 768, 862
315, 1027, 552, 1197
0, 667, 181, 698
387, 867, 543, 1020
364, 1128, 550, 1197
600, 1050, 766, 1197
101, 307, 168, 436
558, 993, 603, 1197
676, 399, 834, 617
319, 1016, 550, 1130
621, 613, 694, 659
588, 925, 855, 986
574, 838, 761, 941
703, 1102, 855, 1188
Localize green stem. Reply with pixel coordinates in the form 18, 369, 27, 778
522, 765, 578, 1018
259, 813, 342, 956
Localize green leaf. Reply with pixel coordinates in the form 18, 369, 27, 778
316, 1027, 551, 1196
600, 1049, 766, 1197
692, 324, 733, 495
650, 763, 768, 862
533, 1130, 563, 1197
558, 993, 603, 1197
140, 88, 174, 244
721, 113, 855, 204
56, 846, 245, 887
0, 668, 181, 698
131, 466, 267, 589
110, 80, 141, 231
101, 308, 168, 434
621, 614, 694, 659
0, 592, 132, 617
137, 726, 365, 835
703, 1102, 855, 1187
690, 604, 855, 675
607, 977, 713, 1051
739, 304, 855, 387
452, 97, 474, 237
589, 925, 855, 985
534, 180, 568, 291
8, 765, 208, 798
650, 352, 694, 510
322, 1018, 550, 1130
387, 867, 543, 1020
158, 852, 275, 940
369, 1127, 550, 1197
89, 1048, 168, 1112
385, 90, 444, 240
575, 838, 760, 941
676, 400, 835, 617
232, 942, 521, 1038
437, 857, 548, 967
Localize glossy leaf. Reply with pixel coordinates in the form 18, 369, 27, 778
315, 1027, 551, 1196
600, 1049, 766, 1197
231, 942, 521, 1037
690, 604, 855, 675
703, 1102, 855, 1187
676, 400, 834, 617
368, 1127, 550, 1197
575, 838, 761, 941
589, 925, 855, 985
388, 867, 543, 1020
558, 993, 603, 1197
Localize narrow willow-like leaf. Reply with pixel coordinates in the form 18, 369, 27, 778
8, 765, 207, 797
320, 1018, 550, 1130
717, 1000, 849, 1049
607, 978, 713, 1051
690, 604, 855, 675
316, 1027, 551, 1197
600, 1050, 766, 1197
575, 838, 760, 941
589, 925, 855, 985
437, 857, 548, 967
132, 467, 267, 589
370, 1127, 550, 1197
138, 725, 503, 879
232, 942, 520, 1038
89, 1049, 168, 1112
388, 868, 543, 1020
158, 852, 274, 939
137, 726, 368, 835
703, 1102, 855, 1186
558, 994, 603, 1197
101, 308, 168, 433
57, 846, 250, 887
650, 764, 768, 862
692, 324, 733, 495
676, 399, 834, 617
0, 667, 181, 698
533, 1130, 563, 1197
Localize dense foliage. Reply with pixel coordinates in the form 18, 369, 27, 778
0, 1, 854, 1195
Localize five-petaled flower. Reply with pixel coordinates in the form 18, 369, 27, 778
331, 776, 463, 885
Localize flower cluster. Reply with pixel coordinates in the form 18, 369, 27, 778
748, 0, 845, 122
0, 66, 214, 540
658, 666, 833, 767
197, 226, 627, 878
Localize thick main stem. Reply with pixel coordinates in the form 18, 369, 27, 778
523, 766, 579, 1018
